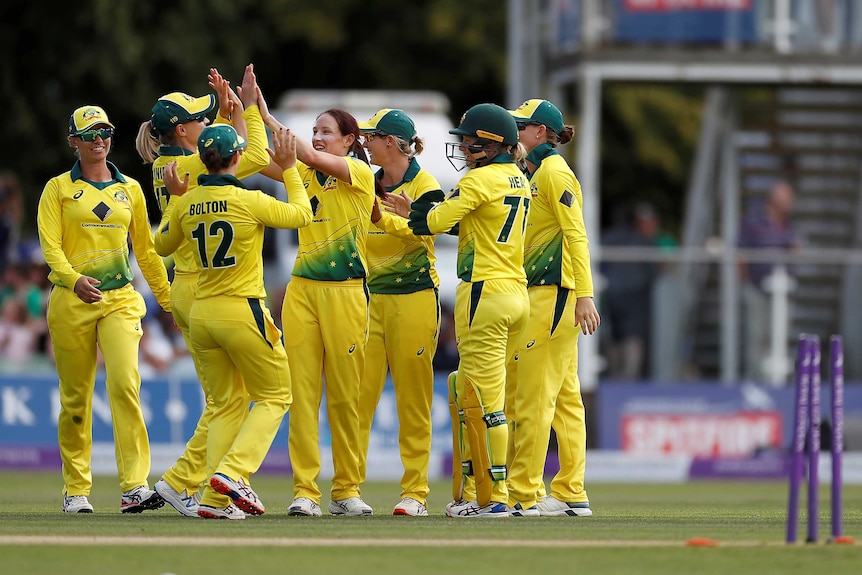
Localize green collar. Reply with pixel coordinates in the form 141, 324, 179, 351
70, 160, 127, 184
158, 145, 195, 157
488, 152, 515, 165
197, 174, 246, 188
524, 143, 558, 176
376, 158, 421, 193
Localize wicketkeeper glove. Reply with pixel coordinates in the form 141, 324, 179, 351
408, 189, 445, 235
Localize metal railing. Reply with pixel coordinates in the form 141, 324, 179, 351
595, 244, 862, 385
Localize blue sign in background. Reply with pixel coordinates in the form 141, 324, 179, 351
596, 382, 862, 450
0, 372, 453, 471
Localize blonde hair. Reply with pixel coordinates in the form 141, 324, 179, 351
512, 142, 527, 164
135, 122, 161, 164
393, 134, 425, 159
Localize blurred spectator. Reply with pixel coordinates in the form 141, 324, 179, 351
0, 171, 24, 273
738, 179, 800, 382
633, 202, 677, 252
0, 298, 37, 366
600, 202, 662, 379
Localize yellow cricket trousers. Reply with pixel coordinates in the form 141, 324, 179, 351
506, 285, 587, 507
47, 283, 151, 495
161, 271, 213, 495
188, 295, 291, 508
282, 277, 369, 503
454, 278, 529, 505
358, 289, 439, 503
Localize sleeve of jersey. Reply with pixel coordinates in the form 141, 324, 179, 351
128, 182, 172, 311
425, 178, 479, 235
373, 210, 409, 236
36, 179, 81, 288
153, 199, 183, 258
347, 159, 375, 196
254, 167, 312, 228
235, 105, 270, 178
551, 172, 594, 297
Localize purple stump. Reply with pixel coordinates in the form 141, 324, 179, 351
807, 334, 821, 544
830, 335, 844, 540
787, 334, 811, 544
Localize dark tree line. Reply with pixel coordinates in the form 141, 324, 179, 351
1, 0, 697, 240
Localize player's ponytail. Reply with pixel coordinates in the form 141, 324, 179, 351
135, 121, 160, 164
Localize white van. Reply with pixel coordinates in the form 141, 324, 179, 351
253, 89, 462, 305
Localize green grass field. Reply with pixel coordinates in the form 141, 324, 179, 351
1, 471, 860, 574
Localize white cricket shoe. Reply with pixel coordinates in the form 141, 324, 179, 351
447, 500, 509, 518
120, 485, 165, 513
62, 495, 93, 514
444, 498, 469, 516
154, 479, 200, 517
328, 497, 373, 516
509, 502, 540, 517
197, 503, 246, 520
536, 495, 593, 517
210, 473, 265, 516
393, 497, 428, 516
287, 497, 322, 517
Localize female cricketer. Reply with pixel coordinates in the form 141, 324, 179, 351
405, 103, 530, 518
38, 105, 171, 514
506, 99, 600, 517
255, 95, 377, 517
135, 65, 270, 517
356, 109, 443, 517
155, 124, 311, 519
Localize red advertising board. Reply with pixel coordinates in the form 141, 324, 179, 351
624, 0, 751, 10
621, 411, 783, 456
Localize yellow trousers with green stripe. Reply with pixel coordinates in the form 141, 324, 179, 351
506, 285, 588, 508
454, 278, 528, 505
188, 295, 291, 509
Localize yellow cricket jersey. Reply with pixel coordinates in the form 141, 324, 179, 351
154, 169, 311, 299
523, 146, 594, 296
426, 157, 529, 283
37, 160, 171, 309
151, 105, 270, 274
368, 159, 441, 294
292, 157, 375, 281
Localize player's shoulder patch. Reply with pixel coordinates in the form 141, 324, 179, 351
559, 189, 574, 208
449, 187, 460, 199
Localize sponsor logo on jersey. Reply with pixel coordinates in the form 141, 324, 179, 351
526, 340, 536, 349
416, 347, 425, 356
348, 343, 356, 354
73, 190, 84, 200
92, 201, 112, 221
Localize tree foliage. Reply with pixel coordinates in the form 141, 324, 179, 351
1, 0, 507, 232
2, 0, 699, 243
